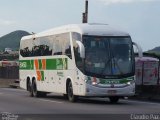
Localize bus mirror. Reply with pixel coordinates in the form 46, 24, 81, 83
133, 42, 143, 58
76, 41, 85, 58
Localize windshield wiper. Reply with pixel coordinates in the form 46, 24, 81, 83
100, 56, 124, 75
100, 58, 112, 75
112, 57, 124, 75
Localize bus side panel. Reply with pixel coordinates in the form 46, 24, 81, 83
19, 70, 27, 90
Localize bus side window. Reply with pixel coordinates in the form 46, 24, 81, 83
64, 33, 72, 59
62, 33, 72, 59
73, 41, 83, 72
65, 45, 72, 59
31, 37, 53, 57
53, 35, 62, 55
72, 32, 83, 71
20, 39, 33, 57
53, 33, 72, 59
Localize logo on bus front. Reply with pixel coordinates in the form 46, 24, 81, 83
106, 80, 120, 84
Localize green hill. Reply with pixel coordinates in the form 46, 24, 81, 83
143, 46, 160, 58
148, 47, 160, 53
0, 30, 30, 51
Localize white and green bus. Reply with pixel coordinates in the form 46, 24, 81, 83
19, 23, 140, 103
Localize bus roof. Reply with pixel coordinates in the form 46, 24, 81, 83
21, 23, 130, 40
135, 57, 159, 62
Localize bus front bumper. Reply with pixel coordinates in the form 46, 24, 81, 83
85, 84, 135, 97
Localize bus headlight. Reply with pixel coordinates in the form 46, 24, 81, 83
92, 81, 98, 85
85, 77, 100, 85
92, 78, 100, 85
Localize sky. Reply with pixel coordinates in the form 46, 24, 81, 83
0, 0, 160, 51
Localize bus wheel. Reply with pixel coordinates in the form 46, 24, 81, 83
109, 97, 119, 103
27, 80, 33, 97
67, 81, 77, 102
32, 80, 40, 97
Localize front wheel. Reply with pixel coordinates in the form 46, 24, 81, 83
109, 97, 119, 103
67, 81, 77, 102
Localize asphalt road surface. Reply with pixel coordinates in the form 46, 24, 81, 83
0, 88, 160, 120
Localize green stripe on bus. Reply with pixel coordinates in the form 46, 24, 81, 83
39, 59, 42, 70
99, 79, 130, 84
19, 60, 34, 70
46, 59, 57, 70
87, 76, 134, 85
30, 60, 34, 69
20, 58, 68, 70
41, 71, 44, 81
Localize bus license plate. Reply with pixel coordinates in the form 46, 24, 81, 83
107, 90, 117, 95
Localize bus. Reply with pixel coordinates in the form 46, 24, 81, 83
19, 23, 140, 103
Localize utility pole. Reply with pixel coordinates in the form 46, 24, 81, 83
82, 0, 88, 23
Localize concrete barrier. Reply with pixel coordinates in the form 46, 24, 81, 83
0, 79, 18, 88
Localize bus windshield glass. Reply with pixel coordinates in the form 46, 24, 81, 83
83, 36, 134, 78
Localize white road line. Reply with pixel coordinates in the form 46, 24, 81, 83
39, 99, 63, 104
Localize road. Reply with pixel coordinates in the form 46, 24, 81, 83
0, 88, 160, 120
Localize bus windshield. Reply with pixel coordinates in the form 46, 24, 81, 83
83, 36, 134, 78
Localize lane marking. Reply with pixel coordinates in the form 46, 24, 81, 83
123, 99, 160, 105
39, 99, 63, 104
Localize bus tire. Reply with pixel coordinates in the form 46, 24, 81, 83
27, 79, 33, 97
32, 80, 41, 98
67, 81, 77, 102
109, 97, 119, 103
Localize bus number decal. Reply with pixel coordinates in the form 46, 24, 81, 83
20, 62, 27, 69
